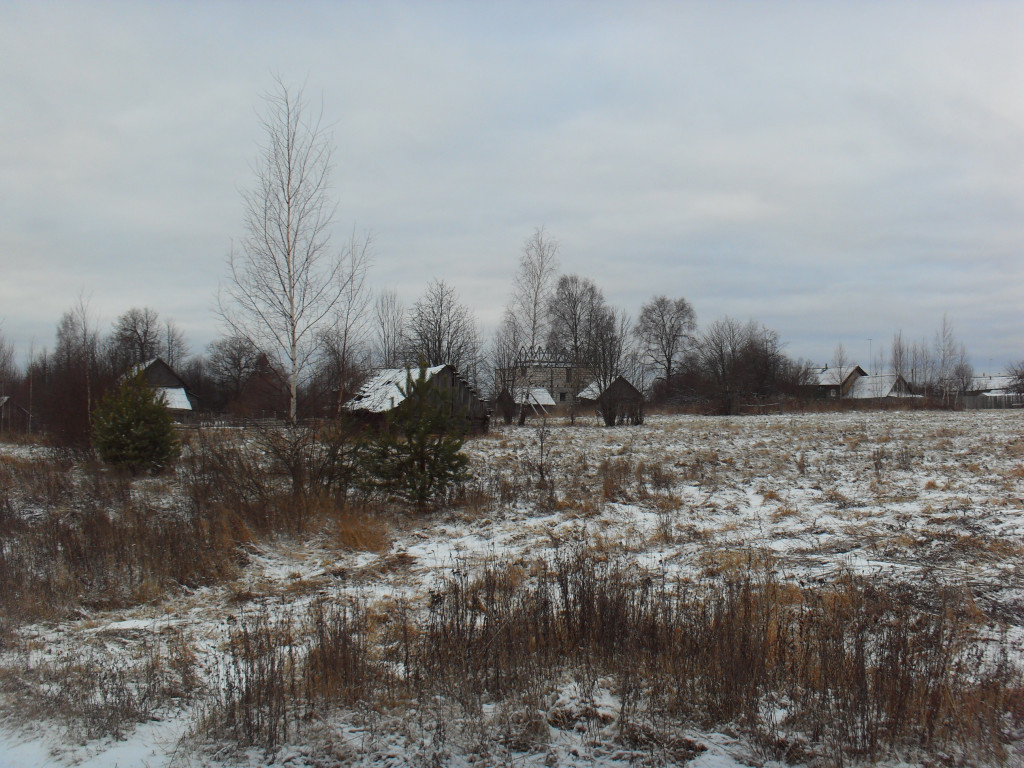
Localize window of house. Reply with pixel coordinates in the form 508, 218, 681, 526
560, 392, 566, 402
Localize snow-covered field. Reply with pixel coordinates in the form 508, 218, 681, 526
2, 409, 1023, 767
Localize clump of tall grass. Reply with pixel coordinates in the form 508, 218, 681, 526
204, 545, 1023, 765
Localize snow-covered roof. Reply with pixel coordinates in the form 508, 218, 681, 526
812, 365, 865, 387
845, 374, 909, 400
576, 381, 602, 401
344, 366, 448, 413
156, 387, 192, 411
512, 387, 555, 407
970, 375, 1014, 393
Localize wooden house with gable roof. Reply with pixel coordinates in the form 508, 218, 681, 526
344, 364, 490, 433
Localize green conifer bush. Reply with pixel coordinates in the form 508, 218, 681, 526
363, 365, 470, 509
93, 374, 181, 474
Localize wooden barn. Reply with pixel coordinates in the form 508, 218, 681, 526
130, 358, 196, 418
577, 376, 644, 426
344, 365, 490, 433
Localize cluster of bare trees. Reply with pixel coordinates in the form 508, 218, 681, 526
486, 228, 808, 417
0, 300, 191, 444
888, 315, 974, 402
3, 78, 1012, 446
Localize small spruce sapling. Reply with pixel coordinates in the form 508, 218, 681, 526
93, 373, 181, 474
364, 364, 470, 509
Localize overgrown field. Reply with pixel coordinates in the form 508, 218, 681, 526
1, 410, 1023, 767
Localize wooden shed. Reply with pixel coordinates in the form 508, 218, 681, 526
344, 365, 490, 433
577, 376, 644, 426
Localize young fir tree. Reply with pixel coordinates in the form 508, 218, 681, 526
365, 364, 470, 509
93, 373, 181, 474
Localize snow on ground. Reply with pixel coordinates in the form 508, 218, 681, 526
1, 409, 1023, 766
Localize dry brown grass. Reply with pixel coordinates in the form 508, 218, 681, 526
202, 545, 1023, 766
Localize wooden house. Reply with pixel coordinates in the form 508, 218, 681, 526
129, 358, 196, 418
845, 373, 916, 400
344, 365, 490, 433
577, 376, 644, 426
805, 365, 868, 399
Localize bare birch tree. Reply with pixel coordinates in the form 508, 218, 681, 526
831, 343, 851, 398
163, 320, 189, 369
220, 79, 344, 424
511, 227, 559, 352
890, 331, 907, 383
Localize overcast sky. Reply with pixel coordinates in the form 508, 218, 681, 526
2, 1, 1022, 371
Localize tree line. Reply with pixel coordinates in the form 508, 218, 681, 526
0, 79, 1018, 445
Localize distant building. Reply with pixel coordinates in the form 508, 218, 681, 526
963, 374, 1023, 409
128, 358, 196, 418
845, 374, 915, 400
806, 364, 868, 399
495, 346, 594, 407
344, 365, 490, 432
577, 376, 644, 426
494, 386, 555, 423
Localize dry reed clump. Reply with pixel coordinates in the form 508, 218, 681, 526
201, 544, 1023, 766
0, 453, 245, 623
2, 628, 199, 741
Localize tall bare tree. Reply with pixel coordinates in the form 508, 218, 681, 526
0, 326, 16, 394
634, 295, 696, 393
220, 79, 345, 423
1008, 360, 1024, 395
510, 227, 559, 353
163, 319, 189, 369
694, 317, 752, 414
890, 331, 907, 383
321, 231, 374, 414
374, 288, 405, 369
490, 308, 524, 403
830, 343, 852, 397
207, 334, 263, 406
111, 307, 162, 368
405, 279, 480, 375
546, 274, 606, 422
53, 296, 101, 442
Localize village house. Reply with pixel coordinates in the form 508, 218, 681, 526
805, 364, 869, 399
130, 358, 197, 419
845, 373, 916, 401
344, 364, 490, 432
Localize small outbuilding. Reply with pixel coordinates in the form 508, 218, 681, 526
495, 386, 556, 424
344, 365, 490, 433
128, 358, 196, 418
577, 376, 644, 426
